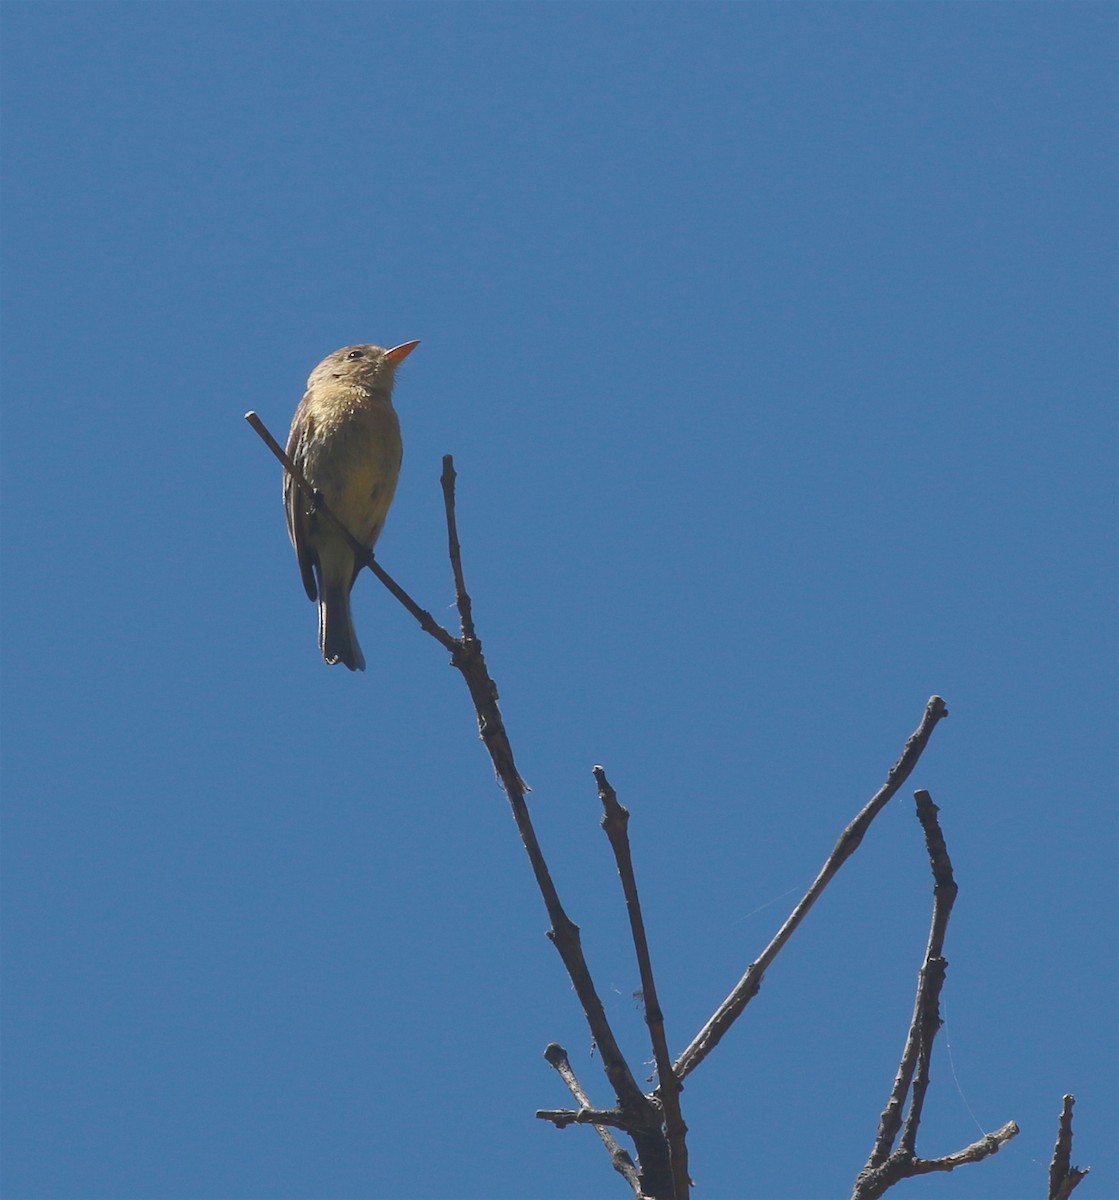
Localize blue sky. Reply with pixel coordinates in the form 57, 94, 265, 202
2, 3, 1114, 1199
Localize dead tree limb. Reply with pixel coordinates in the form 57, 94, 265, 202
247, 423, 1081, 1199
248, 419, 674, 1195
675, 697, 950, 1082
541, 1043, 641, 1195
1048, 1094, 1089, 1200
850, 790, 1018, 1200
596, 766, 690, 1199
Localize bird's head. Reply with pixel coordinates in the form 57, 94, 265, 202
307, 341, 420, 392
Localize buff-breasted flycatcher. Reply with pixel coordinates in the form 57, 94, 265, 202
284, 341, 419, 670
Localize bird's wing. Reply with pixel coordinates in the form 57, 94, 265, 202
284, 394, 319, 602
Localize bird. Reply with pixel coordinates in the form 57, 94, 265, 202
283, 340, 419, 670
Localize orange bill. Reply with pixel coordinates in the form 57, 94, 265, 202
384, 340, 421, 365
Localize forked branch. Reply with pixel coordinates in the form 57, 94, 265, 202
1048, 1094, 1089, 1200
541, 1043, 641, 1195
248, 422, 1073, 1199
436, 457, 673, 1196
850, 791, 1018, 1200
596, 767, 690, 1199
250, 418, 674, 1195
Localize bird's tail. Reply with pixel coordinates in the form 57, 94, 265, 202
318, 580, 366, 671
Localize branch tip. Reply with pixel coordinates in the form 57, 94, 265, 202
1049, 1094, 1090, 1200
676, 695, 951, 1083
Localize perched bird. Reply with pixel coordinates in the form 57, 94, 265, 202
284, 341, 419, 670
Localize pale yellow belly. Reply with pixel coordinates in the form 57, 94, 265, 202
301, 402, 402, 547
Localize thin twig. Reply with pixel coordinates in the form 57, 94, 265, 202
899, 792, 957, 1154
867, 790, 957, 1166
246, 411, 360, 554
245, 411, 313, 495
540, 1044, 640, 1194
440, 456, 477, 642
596, 766, 690, 1200
537, 1106, 642, 1132
245, 411, 458, 651
904, 1123, 1019, 1175
850, 791, 1017, 1200
674, 696, 950, 1081
1049, 1095, 1089, 1200
855, 1121, 1021, 1197
897, 952, 946, 1156
437, 460, 672, 1198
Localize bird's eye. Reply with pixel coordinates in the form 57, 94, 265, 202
346, 349, 365, 360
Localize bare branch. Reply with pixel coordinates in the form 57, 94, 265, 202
246, 410, 317, 503
244, 412, 458, 652
1049, 1095, 1090, 1200
245, 428, 1057, 1200
850, 791, 1017, 1200
675, 696, 950, 1081
537, 1106, 642, 1132
245, 422, 647, 1140
540, 1044, 640, 1194
833, 1121, 1024, 1200
440, 456, 477, 642
245, 411, 363, 559
596, 767, 690, 1199
906, 1122, 1020, 1175
248, 422, 671, 1185
867, 789, 958, 1165
435, 461, 672, 1198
